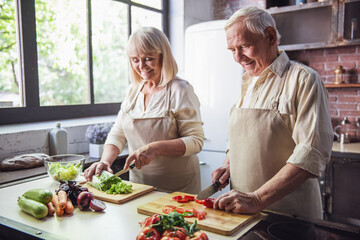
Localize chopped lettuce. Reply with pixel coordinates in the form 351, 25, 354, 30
89, 170, 132, 194
48, 162, 82, 181
106, 182, 133, 194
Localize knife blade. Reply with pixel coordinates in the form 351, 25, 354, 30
196, 179, 221, 200
114, 162, 135, 177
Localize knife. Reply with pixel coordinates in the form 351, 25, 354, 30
196, 179, 222, 200
114, 162, 136, 177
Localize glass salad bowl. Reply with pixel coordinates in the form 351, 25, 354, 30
44, 154, 85, 182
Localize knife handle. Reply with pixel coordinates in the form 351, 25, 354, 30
214, 179, 221, 188
214, 179, 229, 188
129, 162, 135, 169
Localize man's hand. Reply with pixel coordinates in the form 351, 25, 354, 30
213, 189, 263, 214
211, 155, 230, 189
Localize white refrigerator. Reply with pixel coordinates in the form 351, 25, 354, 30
184, 20, 244, 196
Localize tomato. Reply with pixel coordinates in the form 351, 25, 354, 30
161, 237, 180, 240
177, 198, 189, 203
172, 195, 195, 203
197, 212, 207, 220
202, 198, 215, 208
163, 207, 175, 214
184, 195, 195, 201
136, 227, 161, 240
185, 231, 208, 240
195, 199, 205, 204
162, 227, 188, 240
175, 207, 185, 214
140, 214, 160, 228
165, 205, 177, 209
172, 196, 183, 201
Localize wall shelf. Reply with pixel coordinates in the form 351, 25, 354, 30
325, 83, 360, 88
267, 0, 360, 51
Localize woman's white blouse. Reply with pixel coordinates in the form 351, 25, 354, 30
105, 78, 204, 156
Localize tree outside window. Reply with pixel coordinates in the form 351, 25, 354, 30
0, 0, 167, 124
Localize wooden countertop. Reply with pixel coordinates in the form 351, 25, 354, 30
0, 177, 260, 240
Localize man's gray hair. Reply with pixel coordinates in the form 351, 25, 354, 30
225, 6, 281, 45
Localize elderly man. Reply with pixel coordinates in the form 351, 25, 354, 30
211, 6, 333, 219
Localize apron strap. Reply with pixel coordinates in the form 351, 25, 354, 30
163, 81, 172, 117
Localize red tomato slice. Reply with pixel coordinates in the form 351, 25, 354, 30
162, 207, 174, 214
140, 214, 160, 228
165, 205, 177, 209
195, 199, 205, 204
172, 196, 183, 201
203, 198, 215, 208
191, 208, 199, 217
177, 198, 189, 203
184, 195, 195, 201
197, 212, 207, 220
175, 207, 185, 213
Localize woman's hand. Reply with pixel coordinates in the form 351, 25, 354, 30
213, 189, 263, 214
84, 161, 113, 182
124, 144, 158, 170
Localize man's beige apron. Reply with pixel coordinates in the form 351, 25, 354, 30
121, 81, 201, 194
228, 77, 323, 219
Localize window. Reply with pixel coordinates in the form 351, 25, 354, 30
0, 0, 168, 124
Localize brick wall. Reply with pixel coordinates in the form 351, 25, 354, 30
214, 0, 360, 141
287, 47, 360, 141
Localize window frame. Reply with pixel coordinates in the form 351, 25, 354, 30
0, 0, 168, 125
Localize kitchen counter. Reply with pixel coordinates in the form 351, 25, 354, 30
0, 148, 129, 187
0, 177, 260, 240
331, 142, 360, 159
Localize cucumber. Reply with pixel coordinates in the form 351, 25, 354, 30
23, 189, 53, 204
18, 196, 48, 219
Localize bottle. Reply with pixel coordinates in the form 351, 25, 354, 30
49, 122, 68, 155
334, 66, 344, 84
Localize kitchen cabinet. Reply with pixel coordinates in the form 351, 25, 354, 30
267, 0, 360, 51
322, 142, 360, 226
198, 150, 230, 197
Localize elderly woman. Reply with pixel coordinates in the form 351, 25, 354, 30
211, 6, 333, 219
84, 27, 204, 194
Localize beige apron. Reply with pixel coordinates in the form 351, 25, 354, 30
228, 78, 323, 219
121, 81, 201, 194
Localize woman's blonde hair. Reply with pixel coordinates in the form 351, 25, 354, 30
127, 27, 178, 86
225, 6, 281, 45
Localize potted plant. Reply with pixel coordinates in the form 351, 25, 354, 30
85, 122, 113, 158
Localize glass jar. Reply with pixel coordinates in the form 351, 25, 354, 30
334, 66, 344, 84
334, 117, 358, 143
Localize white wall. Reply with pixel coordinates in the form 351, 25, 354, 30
169, 0, 214, 78
0, 117, 115, 160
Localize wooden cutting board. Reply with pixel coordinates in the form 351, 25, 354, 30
137, 192, 259, 236
84, 181, 154, 204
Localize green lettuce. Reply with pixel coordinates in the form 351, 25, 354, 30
89, 170, 132, 194
48, 162, 82, 181
106, 182, 133, 194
